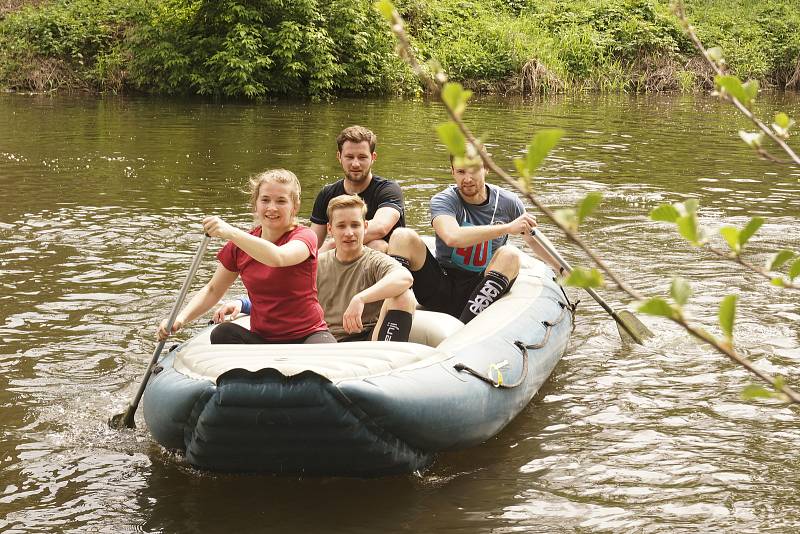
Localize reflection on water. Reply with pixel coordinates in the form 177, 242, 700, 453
1, 92, 799, 532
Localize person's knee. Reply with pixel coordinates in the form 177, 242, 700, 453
385, 289, 417, 313
210, 322, 237, 344
489, 246, 521, 277
365, 239, 389, 253
388, 228, 420, 253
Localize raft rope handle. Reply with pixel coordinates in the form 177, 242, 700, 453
454, 341, 529, 389
453, 303, 572, 388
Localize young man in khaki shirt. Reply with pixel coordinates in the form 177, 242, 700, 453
215, 195, 415, 342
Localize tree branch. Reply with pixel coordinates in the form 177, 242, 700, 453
381, 2, 800, 403
673, 1, 800, 166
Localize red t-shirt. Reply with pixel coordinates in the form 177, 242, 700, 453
216, 225, 327, 341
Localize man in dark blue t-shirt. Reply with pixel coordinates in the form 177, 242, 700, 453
310, 125, 405, 252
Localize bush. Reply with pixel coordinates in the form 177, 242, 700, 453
0, 0, 797, 96
0, 0, 144, 91
127, 0, 415, 99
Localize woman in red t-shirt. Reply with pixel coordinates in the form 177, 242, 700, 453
157, 169, 335, 344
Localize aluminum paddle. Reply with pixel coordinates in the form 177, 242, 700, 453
109, 234, 210, 429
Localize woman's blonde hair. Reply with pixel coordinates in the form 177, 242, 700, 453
248, 169, 301, 226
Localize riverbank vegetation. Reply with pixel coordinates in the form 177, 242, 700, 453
1, 0, 798, 98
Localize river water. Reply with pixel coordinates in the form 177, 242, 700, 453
1, 92, 799, 533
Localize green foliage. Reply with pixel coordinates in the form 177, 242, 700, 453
553, 208, 578, 232
638, 297, 676, 319
514, 128, 565, 182
577, 192, 603, 225
441, 82, 473, 117
742, 377, 789, 402
0, 0, 147, 91
563, 266, 604, 288
2, 0, 799, 96
650, 204, 680, 222
670, 277, 692, 307
676, 213, 702, 245
772, 112, 795, 138
126, 0, 412, 99
638, 277, 689, 319
0, 0, 414, 97
375, 0, 395, 20
720, 216, 764, 255
715, 74, 758, 108
688, 0, 800, 84
718, 294, 737, 344
436, 121, 467, 158
767, 250, 795, 271
790, 258, 800, 280
650, 199, 706, 246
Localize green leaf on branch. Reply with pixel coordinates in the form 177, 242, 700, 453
773, 112, 795, 138
638, 298, 676, 319
772, 277, 786, 287
716, 75, 753, 107
719, 294, 737, 344
719, 226, 740, 254
514, 158, 530, 181
374, 0, 394, 21
441, 82, 472, 118
677, 214, 703, 245
774, 375, 786, 391
739, 130, 764, 148
563, 267, 603, 288
742, 384, 783, 401
767, 249, 794, 271
742, 80, 759, 104
650, 204, 680, 223
744, 377, 791, 402
436, 122, 466, 159
670, 277, 692, 307
767, 250, 795, 271
790, 258, 800, 280
738, 216, 764, 246
707, 47, 724, 64
577, 192, 603, 226
553, 208, 578, 233
775, 112, 791, 129
519, 129, 564, 178
515, 172, 531, 193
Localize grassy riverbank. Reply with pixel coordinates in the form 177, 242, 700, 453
1, 0, 798, 97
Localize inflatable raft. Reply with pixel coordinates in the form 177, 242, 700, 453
142, 251, 574, 476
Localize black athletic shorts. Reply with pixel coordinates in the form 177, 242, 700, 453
411, 248, 484, 318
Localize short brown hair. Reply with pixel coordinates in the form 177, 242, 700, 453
336, 125, 377, 152
326, 194, 367, 222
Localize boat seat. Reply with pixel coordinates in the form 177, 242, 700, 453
186, 310, 463, 349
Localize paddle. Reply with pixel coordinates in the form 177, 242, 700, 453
109, 234, 211, 429
530, 229, 653, 345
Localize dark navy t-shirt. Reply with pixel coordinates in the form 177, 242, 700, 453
310, 175, 405, 240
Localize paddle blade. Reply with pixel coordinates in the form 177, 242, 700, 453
613, 310, 654, 345
108, 407, 136, 430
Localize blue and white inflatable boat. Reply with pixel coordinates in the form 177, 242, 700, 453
142, 250, 574, 476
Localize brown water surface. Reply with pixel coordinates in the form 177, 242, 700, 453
1, 93, 799, 533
